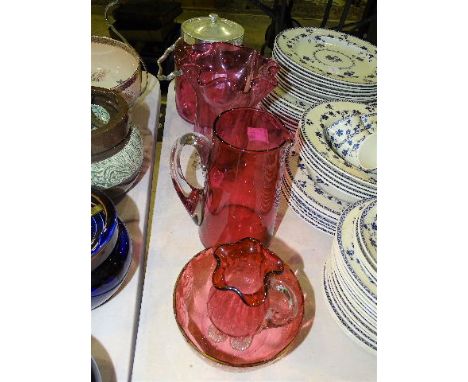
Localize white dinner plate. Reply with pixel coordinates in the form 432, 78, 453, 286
336, 199, 377, 299
297, 132, 377, 198
274, 28, 377, 86
323, 259, 377, 353
300, 101, 378, 187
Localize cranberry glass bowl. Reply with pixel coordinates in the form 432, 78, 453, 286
173, 238, 304, 367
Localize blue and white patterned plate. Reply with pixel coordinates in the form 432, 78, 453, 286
267, 86, 311, 113
277, 71, 377, 103
331, 237, 377, 310
275, 28, 377, 86
284, 149, 347, 219
281, 187, 336, 235
323, 259, 377, 353
300, 101, 377, 187
282, 179, 338, 226
272, 42, 377, 91
261, 97, 302, 124
336, 199, 377, 299
273, 58, 377, 96
326, 255, 377, 336
358, 199, 377, 264
297, 131, 377, 198
328, 247, 377, 322
298, 149, 361, 204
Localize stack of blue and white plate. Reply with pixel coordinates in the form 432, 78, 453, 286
262, 27, 377, 135
323, 198, 377, 353
281, 148, 348, 235
283, 100, 376, 234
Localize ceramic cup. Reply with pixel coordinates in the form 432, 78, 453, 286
325, 112, 377, 172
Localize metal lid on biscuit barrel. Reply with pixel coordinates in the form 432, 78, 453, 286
181, 14, 244, 45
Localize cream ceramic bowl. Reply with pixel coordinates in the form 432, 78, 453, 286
91, 36, 142, 106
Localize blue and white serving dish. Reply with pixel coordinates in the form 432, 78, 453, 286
91, 189, 132, 310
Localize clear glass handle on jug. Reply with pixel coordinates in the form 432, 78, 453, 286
169, 132, 211, 225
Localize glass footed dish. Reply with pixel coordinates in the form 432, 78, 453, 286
173, 238, 304, 367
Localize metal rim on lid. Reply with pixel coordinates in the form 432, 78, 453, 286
181, 13, 244, 45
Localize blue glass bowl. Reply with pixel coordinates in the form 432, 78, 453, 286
92, 190, 119, 271
91, 218, 132, 309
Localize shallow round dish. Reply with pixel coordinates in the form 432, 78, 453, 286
92, 219, 132, 309
173, 246, 304, 367
91, 36, 142, 106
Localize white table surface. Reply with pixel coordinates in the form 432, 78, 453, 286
132, 81, 376, 382
92, 74, 161, 382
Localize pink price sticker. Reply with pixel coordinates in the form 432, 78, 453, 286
247, 127, 269, 144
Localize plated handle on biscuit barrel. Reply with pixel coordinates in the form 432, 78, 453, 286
157, 37, 183, 81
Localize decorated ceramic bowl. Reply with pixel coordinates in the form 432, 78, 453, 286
91, 189, 132, 310
91, 87, 144, 196
91, 36, 142, 106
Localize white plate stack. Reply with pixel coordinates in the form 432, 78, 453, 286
281, 148, 349, 235
323, 198, 377, 353
262, 27, 377, 135
282, 100, 376, 234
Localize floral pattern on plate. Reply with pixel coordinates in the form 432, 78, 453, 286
322, 260, 377, 352
276, 71, 377, 103
336, 199, 377, 299
300, 101, 377, 186
297, 132, 376, 199
326, 257, 377, 337
275, 28, 377, 85
359, 199, 377, 262
273, 46, 376, 92
284, 149, 348, 219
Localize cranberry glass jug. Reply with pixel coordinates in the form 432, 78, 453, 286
179, 42, 279, 137
170, 108, 292, 248
206, 238, 303, 351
